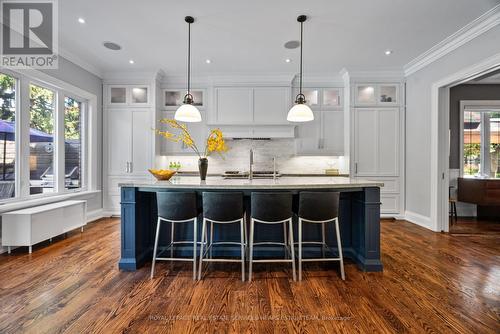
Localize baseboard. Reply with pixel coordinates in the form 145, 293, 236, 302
87, 209, 108, 223
381, 213, 405, 220
404, 210, 434, 231
102, 209, 120, 217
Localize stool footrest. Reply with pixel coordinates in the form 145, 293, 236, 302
154, 257, 195, 262
300, 258, 342, 262
251, 259, 294, 263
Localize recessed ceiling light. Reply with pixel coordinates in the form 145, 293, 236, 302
284, 40, 301, 49
78, 17, 85, 24
103, 41, 122, 51
385, 50, 393, 55
285, 58, 292, 63
129, 59, 134, 64
205, 59, 211, 64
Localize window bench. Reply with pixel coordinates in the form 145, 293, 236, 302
1, 200, 87, 254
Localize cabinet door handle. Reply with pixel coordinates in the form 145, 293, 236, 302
126, 162, 129, 173
129, 162, 133, 173
355, 163, 358, 174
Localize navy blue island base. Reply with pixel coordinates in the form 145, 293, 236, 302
118, 177, 383, 272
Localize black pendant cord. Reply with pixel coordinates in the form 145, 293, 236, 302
183, 16, 194, 104
187, 20, 191, 97
299, 19, 303, 96
295, 15, 307, 104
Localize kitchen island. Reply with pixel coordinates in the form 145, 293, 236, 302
118, 176, 383, 272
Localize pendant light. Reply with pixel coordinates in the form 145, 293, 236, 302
287, 15, 314, 122
174, 16, 202, 122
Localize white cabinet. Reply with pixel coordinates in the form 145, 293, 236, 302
107, 85, 150, 106
160, 111, 207, 155
322, 111, 344, 154
297, 88, 343, 110
2, 200, 87, 253
108, 108, 152, 176
354, 108, 399, 176
213, 86, 290, 125
253, 87, 288, 124
354, 83, 399, 106
296, 111, 344, 155
215, 87, 253, 124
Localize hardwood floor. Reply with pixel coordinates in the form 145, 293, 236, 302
449, 217, 500, 235
0, 218, 499, 334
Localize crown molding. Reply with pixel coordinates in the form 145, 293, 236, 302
344, 69, 404, 81
404, 4, 500, 77
58, 47, 104, 78
102, 70, 163, 83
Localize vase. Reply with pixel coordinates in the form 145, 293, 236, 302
198, 158, 208, 181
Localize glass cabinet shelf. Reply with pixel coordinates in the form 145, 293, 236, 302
355, 84, 399, 106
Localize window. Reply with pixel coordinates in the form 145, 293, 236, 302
0, 71, 92, 204
29, 84, 55, 194
0, 73, 17, 200
64, 97, 83, 190
463, 109, 500, 178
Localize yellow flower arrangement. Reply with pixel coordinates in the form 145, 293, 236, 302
155, 119, 228, 158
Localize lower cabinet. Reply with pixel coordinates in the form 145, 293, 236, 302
105, 176, 151, 214
356, 176, 402, 215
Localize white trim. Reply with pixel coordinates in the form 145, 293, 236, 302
58, 48, 104, 78
404, 5, 500, 76
86, 209, 106, 222
0, 190, 100, 214
404, 211, 434, 231
431, 53, 500, 232
459, 100, 500, 177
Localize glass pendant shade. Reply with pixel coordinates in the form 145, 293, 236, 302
174, 103, 202, 122
287, 103, 314, 122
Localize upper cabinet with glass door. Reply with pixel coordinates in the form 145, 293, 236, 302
107, 85, 150, 107
296, 88, 342, 110
354, 83, 399, 106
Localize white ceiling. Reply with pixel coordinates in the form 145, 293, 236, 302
58, 0, 500, 77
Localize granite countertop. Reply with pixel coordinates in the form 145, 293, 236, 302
176, 171, 350, 177
120, 176, 383, 190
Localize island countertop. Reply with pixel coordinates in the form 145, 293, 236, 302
119, 176, 383, 273
119, 176, 383, 190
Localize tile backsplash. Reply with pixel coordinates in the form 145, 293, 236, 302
156, 139, 348, 174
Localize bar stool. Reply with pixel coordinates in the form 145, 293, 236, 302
198, 192, 246, 281
249, 192, 296, 281
151, 192, 200, 280
296, 191, 344, 281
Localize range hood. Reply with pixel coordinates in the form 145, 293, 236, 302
219, 125, 296, 139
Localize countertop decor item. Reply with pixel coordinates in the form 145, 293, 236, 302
174, 16, 202, 122
287, 15, 314, 122
148, 169, 177, 181
155, 119, 228, 180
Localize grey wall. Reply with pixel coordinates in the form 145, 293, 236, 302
405, 25, 500, 226
41, 57, 103, 212
449, 84, 500, 168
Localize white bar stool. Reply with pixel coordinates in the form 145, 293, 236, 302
249, 192, 296, 281
296, 191, 345, 281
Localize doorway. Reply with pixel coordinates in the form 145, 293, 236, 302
432, 55, 500, 233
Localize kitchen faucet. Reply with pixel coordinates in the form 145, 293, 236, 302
249, 148, 254, 180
